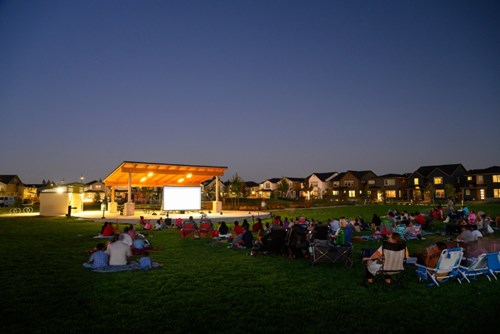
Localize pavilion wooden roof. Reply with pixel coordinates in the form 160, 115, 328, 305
103, 161, 227, 187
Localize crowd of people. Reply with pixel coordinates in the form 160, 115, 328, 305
83, 223, 153, 270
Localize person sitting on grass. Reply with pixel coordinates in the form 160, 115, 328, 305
229, 225, 253, 249
416, 242, 447, 268
106, 234, 132, 266
139, 250, 152, 270
83, 243, 109, 269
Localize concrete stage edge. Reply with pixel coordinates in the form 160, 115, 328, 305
74, 210, 272, 224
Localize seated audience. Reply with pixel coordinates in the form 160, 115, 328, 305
105, 234, 132, 266
83, 243, 109, 269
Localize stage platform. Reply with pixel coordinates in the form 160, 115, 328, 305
73, 210, 272, 224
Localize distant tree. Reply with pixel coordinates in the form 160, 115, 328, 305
278, 179, 290, 198
93, 192, 101, 203
445, 184, 457, 200
229, 174, 245, 207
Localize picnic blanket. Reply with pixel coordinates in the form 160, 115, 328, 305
92, 261, 162, 273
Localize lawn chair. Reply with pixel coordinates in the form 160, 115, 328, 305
486, 251, 500, 280
310, 224, 334, 266
179, 222, 196, 239
459, 253, 492, 283
328, 225, 354, 268
197, 219, 213, 238
363, 240, 407, 287
415, 247, 464, 286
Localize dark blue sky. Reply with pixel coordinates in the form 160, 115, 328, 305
1, 0, 499, 184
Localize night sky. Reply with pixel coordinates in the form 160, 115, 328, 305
1, 0, 499, 184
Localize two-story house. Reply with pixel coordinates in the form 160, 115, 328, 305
305, 172, 338, 199
407, 164, 467, 202
331, 170, 377, 201
258, 178, 281, 199
367, 173, 409, 202
463, 166, 500, 201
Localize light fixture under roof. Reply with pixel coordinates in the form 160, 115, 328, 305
186, 173, 192, 178
178, 178, 184, 183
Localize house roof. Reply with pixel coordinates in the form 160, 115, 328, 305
376, 173, 406, 178
346, 170, 376, 179
331, 172, 346, 181
262, 178, 281, 184
467, 166, 500, 174
414, 164, 464, 177
0, 175, 19, 184
309, 172, 338, 182
103, 161, 227, 187
245, 181, 259, 187
284, 177, 305, 182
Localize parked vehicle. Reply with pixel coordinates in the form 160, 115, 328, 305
0, 196, 16, 207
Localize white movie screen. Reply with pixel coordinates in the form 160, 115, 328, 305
162, 186, 201, 211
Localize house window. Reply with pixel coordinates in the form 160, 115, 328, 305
434, 177, 443, 185
477, 175, 484, 185
480, 189, 485, 200
265, 183, 270, 189
435, 189, 445, 198
465, 189, 470, 196
310, 181, 318, 188
348, 190, 356, 198
344, 180, 354, 187
493, 175, 500, 183
368, 180, 375, 185
414, 178, 419, 185
467, 176, 473, 181
332, 190, 339, 196
385, 190, 396, 198
384, 179, 395, 186
333, 181, 339, 187
494, 189, 500, 198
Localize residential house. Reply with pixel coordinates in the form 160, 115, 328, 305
305, 172, 338, 199
406, 164, 467, 202
367, 173, 409, 202
244, 181, 260, 198
331, 170, 377, 201
258, 178, 281, 199
0, 175, 37, 202
280, 177, 305, 199
83, 180, 105, 203
463, 166, 500, 201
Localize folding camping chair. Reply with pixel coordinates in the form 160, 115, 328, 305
486, 251, 500, 280
328, 225, 354, 268
459, 253, 492, 283
197, 219, 213, 238
310, 224, 334, 266
415, 247, 464, 286
363, 240, 407, 287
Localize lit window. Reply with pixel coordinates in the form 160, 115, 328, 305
477, 175, 484, 184
435, 189, 445, 198
310, 181, 318, 188
385, 190, 396, 198
384, 179, 395, 186
465, 189, 470, 195
414, 178, 419, 185
434, 177, 443, 185
480, 189, 485, 200
368, 180, 375, 185
348, 190, 356, 198
332, 190, 339, 196
467, 176, 473, 181
494, 189, 500, 198
493, 175, 500, 183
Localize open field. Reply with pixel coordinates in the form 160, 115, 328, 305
1, 204, 499, 333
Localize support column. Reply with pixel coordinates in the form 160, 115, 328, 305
124, 171, 135, 216
109, 187, 117, 214
212, 176, 222, 213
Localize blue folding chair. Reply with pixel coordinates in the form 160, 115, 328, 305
416, 247, 464, 286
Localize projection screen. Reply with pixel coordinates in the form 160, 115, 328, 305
162, 186, 201, 211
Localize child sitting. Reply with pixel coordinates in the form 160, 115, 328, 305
83, 243, 109, 269
139, 250, 152, 270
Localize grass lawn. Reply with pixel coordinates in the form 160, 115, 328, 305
1, 204, 499, 333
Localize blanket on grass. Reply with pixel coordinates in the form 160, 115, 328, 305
93, 261, 162, 273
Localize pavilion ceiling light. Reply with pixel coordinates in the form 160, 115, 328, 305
148, 172, 154, 177
186, 173, 192, 178
140, 177, 147, 182
178, 178, 184, 183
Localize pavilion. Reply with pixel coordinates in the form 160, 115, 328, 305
103, 161, 227, 216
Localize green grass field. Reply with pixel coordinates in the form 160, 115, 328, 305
1, 204, 499, 333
